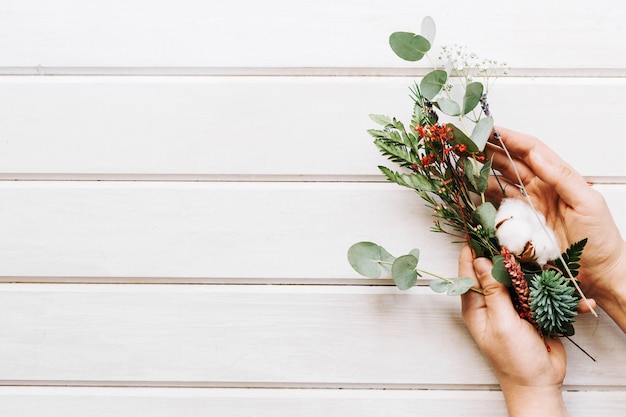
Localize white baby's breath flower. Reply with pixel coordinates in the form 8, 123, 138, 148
494, 198, 561, 266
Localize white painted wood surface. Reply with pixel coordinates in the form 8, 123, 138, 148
0, 183, 625, 281
2, 388, 626, 417
1, 1, 625, 415
0, 77, 624, 178
0, 0, 625, 70
0, 285, 623, 386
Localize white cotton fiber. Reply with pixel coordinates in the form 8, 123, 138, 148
494, 198, 560, 266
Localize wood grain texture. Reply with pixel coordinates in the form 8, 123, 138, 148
0, 77, 624, 178
0, 387, 624, 417
0, 0, 624, 70
0, 182, 624, 281
0, 284, 623, 387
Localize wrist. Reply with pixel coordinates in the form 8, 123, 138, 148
499, 382, 568, 417
592, 241, 626, 332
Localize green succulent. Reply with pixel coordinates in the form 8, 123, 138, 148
529, 270, 580, 336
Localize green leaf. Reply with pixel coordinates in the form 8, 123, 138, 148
391, 254, 419, 290
367, 129, 386, 140
463, 158, 487, 193
472, 202, 497, 238
420, 70, 447, 100
429, 277, 474, 295
408, 248, 420, 263
347, 242, 389, 278
389, 32, 431, 62
420, 16, 436, 44
464, 157, 491, 193
448, 123, 479, 153
435, 98, 461, 116
470, 116, 494, 152
462, 82, 484, 115
400, 172, 435, 192
473, 158, 492, 194
555, 238, 588, 278
380, 246, 396, 272
374, 140, 416, 166
470, 238, 485, 258
447, 277, 475, 295
491, 255, 511, 286
369, 114, 392, 126
429, 279, 448, 293
378, 166, 408, 187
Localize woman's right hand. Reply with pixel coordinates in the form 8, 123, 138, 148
487, 127, 626, 331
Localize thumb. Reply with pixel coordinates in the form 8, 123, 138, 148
473, 257, 519, 323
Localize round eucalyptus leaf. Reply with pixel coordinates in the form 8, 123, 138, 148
389, 32, 431, 62
347, 242, 383, 278
447, 277, 475, 295
420, 16, 436, 44
380, 245, 396, 272
429, 279, 449, 293
420, 70, 447, 100
435, 98, 461, 116
449, 123, 479, 153
472, 202, 497, 238
470, 116, 494, 151
462, 82, 484, 115
391, 254, 418, 290
408, 248, 420, 263
491, 255, 512, 286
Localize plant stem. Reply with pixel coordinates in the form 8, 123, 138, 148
417, 268, 484, 295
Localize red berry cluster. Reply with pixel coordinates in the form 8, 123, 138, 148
414, 123, 469, 167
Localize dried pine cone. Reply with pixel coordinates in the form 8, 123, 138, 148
501, 247, 537, 328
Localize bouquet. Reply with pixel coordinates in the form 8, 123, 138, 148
347, 17, 593, 338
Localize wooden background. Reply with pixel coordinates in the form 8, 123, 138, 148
1, 1, 625, 415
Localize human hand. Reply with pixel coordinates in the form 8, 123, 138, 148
486, 127, 626, 327
459, 244, 569, 417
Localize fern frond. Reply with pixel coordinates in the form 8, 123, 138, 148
374, 140, 417, 166
555, 238, 588, 278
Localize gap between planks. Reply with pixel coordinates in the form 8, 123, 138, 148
1, 67, 626, 77
0, 174, 624, 184
0, 380, 623, 392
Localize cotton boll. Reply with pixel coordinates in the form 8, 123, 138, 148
495, 198, 542, 231
495, 198, 537, 254
494, 217, 534, 255
529, 228, 561, 266
494, 198, 561, 266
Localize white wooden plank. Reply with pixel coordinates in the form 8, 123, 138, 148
0, 181, 453, 279
0, 0, 624, 70
0, 387, 623, 417
0, 77, 624, 178
0, 182, 624, 280
0, 284, 623, 386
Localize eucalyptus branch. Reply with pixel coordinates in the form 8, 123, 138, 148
417, 268, 484, 295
